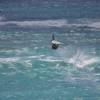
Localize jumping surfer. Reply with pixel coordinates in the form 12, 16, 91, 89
51, 34, 61, 49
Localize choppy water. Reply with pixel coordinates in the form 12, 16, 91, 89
0, 0, 100, 100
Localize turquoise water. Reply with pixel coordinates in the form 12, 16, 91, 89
0, 1, 100, 100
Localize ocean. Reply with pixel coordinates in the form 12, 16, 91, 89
0, 0, 100, 100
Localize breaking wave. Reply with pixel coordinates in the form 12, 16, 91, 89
0, 19, 67, 27
0, 18, 100, 29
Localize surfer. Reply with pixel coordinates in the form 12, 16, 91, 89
51, 34, 61, 49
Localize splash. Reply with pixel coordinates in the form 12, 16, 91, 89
68, 51, 99, 68
58, 47, 99, 68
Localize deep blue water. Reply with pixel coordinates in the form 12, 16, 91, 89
0, 0, 100, 100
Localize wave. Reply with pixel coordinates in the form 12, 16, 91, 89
0, 19, 100, 29
0, 46, 99, 69
0, 19, 67, 27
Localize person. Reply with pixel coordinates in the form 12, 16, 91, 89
51, 34, 60, 49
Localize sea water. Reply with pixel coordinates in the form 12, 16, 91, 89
0, 0, 100, 100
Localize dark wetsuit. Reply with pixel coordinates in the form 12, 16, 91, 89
52, 43, 59, 49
